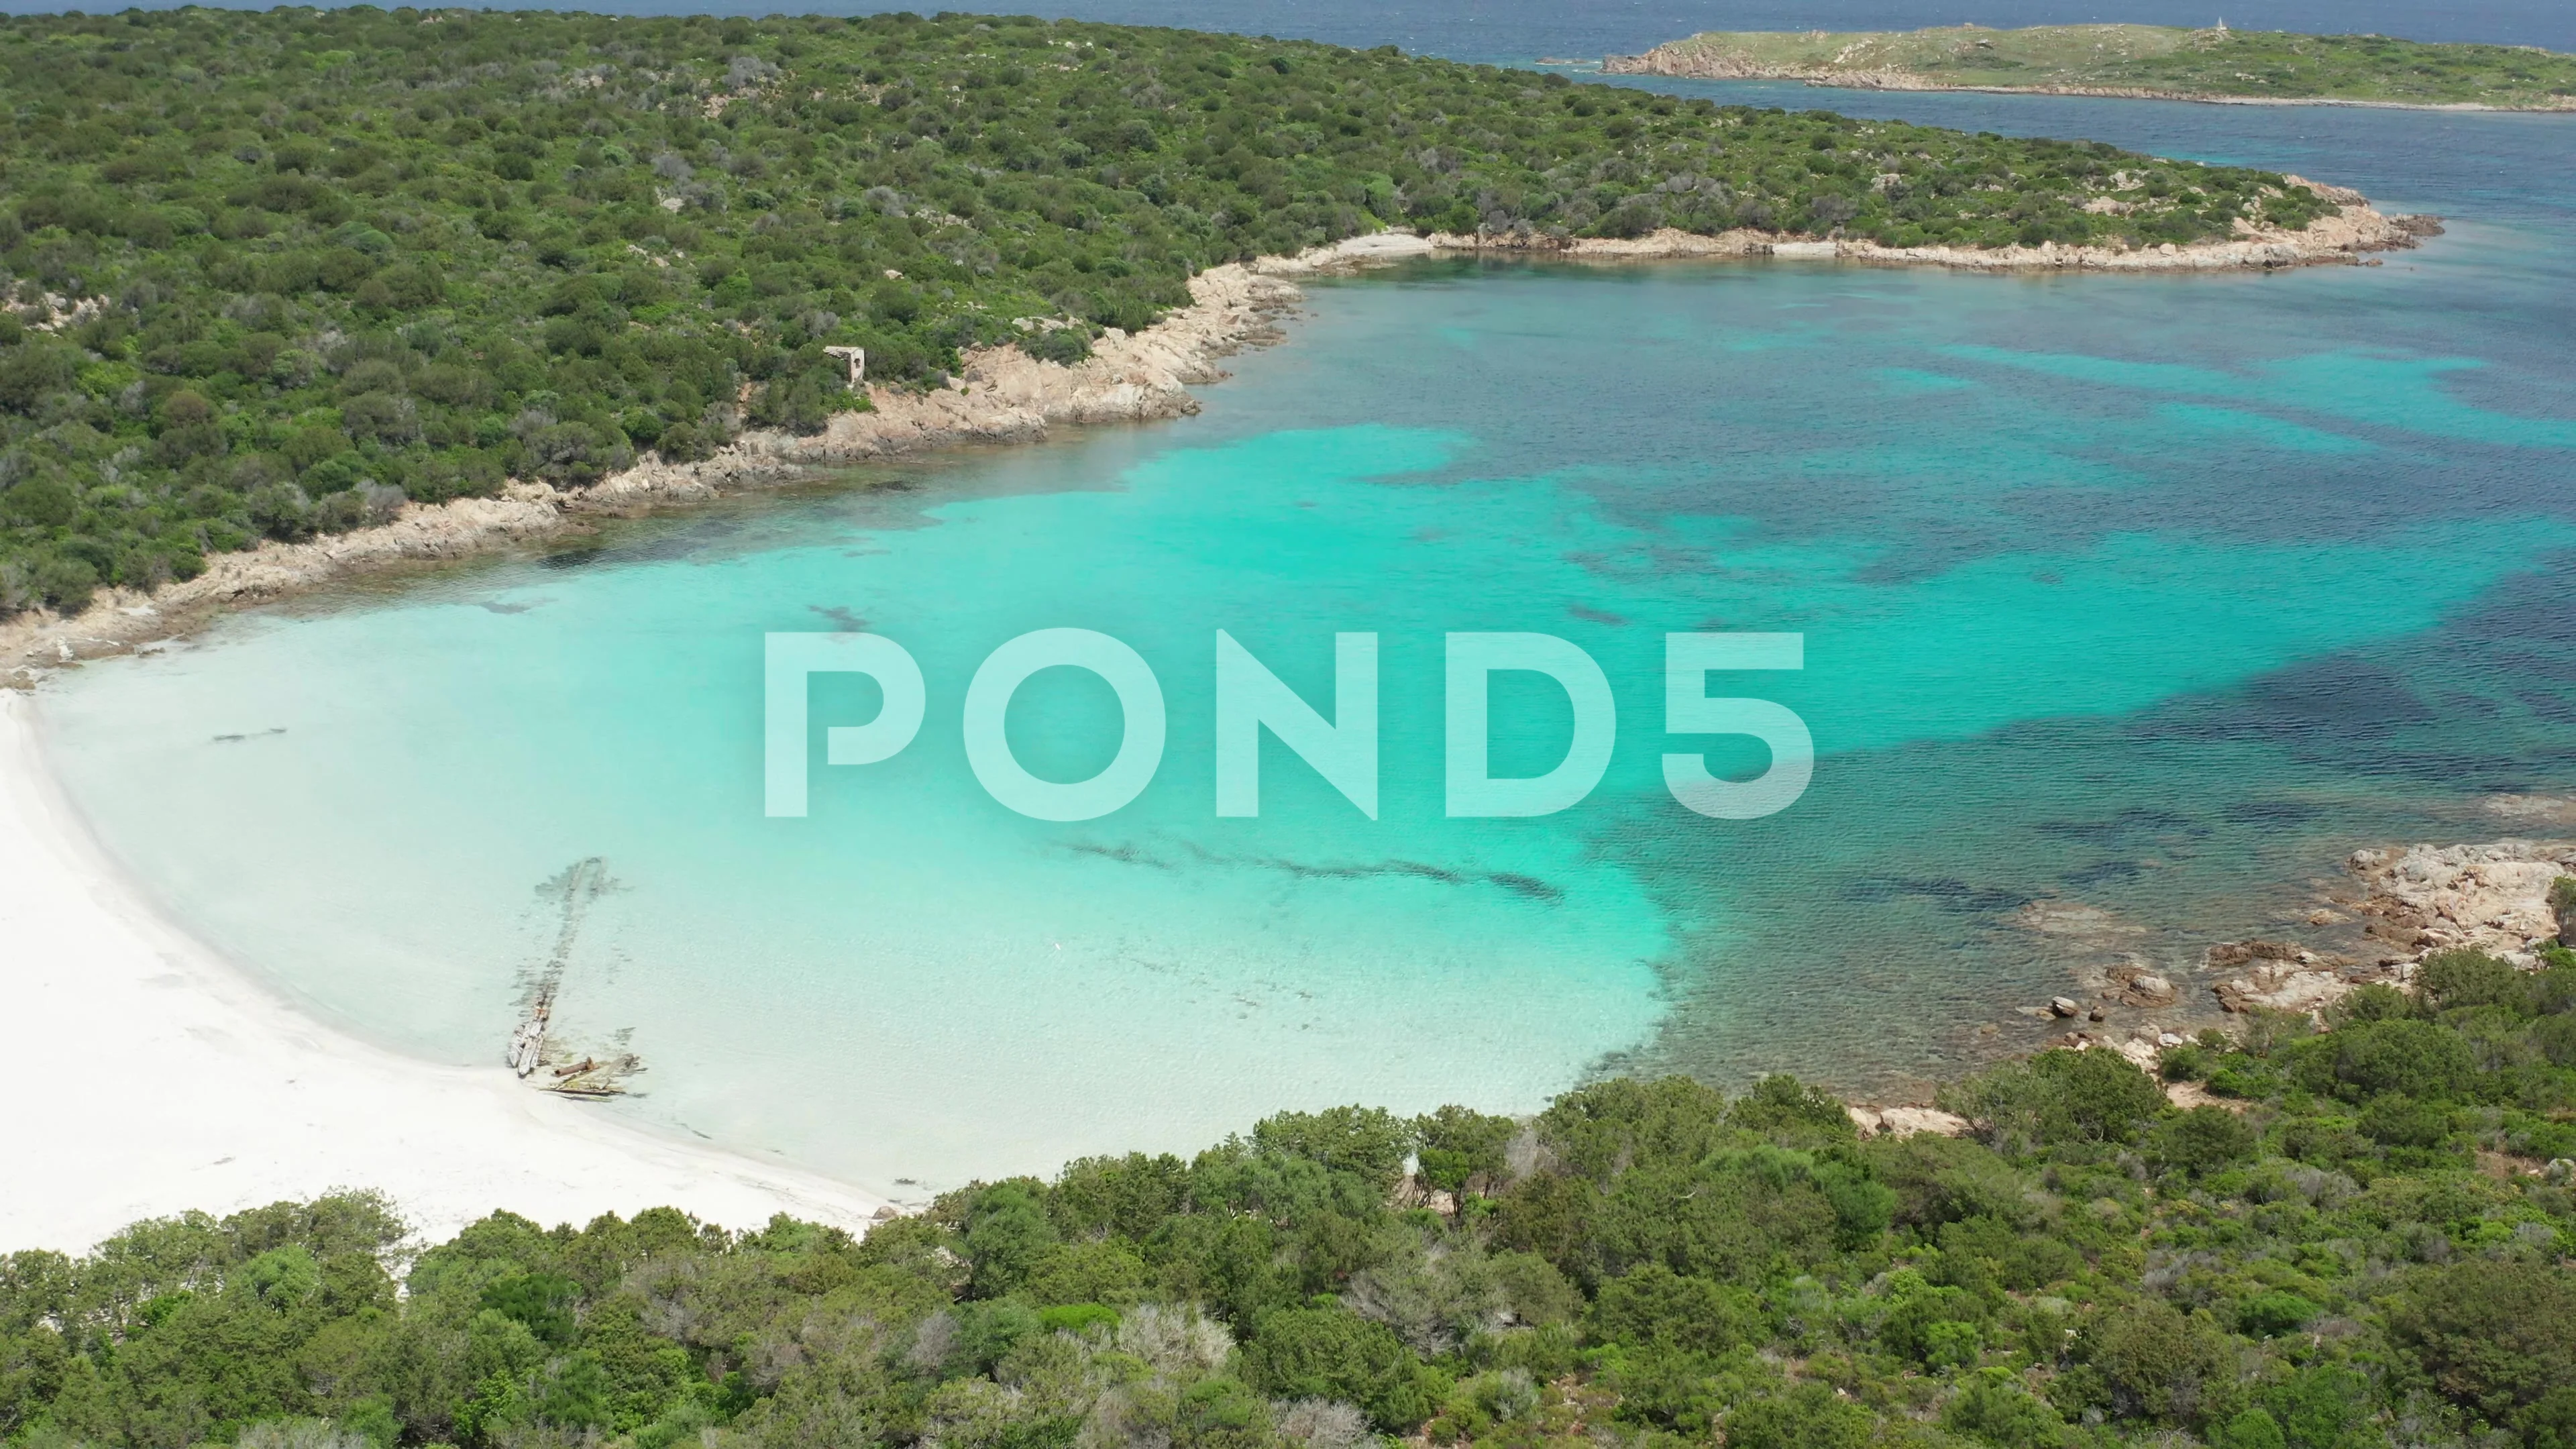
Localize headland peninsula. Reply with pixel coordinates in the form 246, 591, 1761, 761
1601, 24, 2576, 111
0, 9, 2438, 674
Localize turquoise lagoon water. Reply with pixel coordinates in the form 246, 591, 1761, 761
39, 95, 2576, 1195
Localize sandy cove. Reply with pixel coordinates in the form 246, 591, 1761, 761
0, 208, 2458, 1248
4, 194, 2432, 680
0, 231, 1428, 1253
0, 691, 897, 1254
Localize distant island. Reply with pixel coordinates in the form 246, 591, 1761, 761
1603, 23, 2576, 111
0, 10, 2428, 648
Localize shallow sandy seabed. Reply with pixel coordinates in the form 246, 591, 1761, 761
0, 692, 891, 1254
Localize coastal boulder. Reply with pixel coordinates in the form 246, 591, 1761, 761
2349, 843, 2576, 955
2213, 963, 2353, 1016
2206, 938, 2317, 970
2284, 174, 2367, 207
2110, 967, 2178, 1008
1847, 1104, 1970, 1140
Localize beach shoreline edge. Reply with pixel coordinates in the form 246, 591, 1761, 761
1, 195, 2433, 684
0, 690, 897, 1254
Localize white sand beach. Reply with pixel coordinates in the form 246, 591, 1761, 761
0, 689, 891, 1256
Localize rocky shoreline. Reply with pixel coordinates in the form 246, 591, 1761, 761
0, 234, 1421, 682
2035, 839, 2576, 1057
3, 190, 2432, 683
1850, 836, 2576, 1138
1599, 45, 2576, 113
1430, 178, 2438, 274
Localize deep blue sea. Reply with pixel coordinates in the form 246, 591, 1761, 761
33, 2, 2576, 1193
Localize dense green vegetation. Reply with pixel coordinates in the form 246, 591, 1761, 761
0, 8, 2336, 621
1609, 24, 2576, 110
8, 944, 2576, 1449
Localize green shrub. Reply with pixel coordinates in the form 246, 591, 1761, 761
2417, 950, 2530, 1016
1036, 1302, 1120, 1336
2082, 1299, 2232, 1426
2536, 1014, 2576, 1068
1727, 1075, 1860, 1146
1415, 1104, 1517, 1198
1589, 1264, 1762, 1354
1942, 1048, 2169, 1152
1947, 1367, 2072, 1449
2298, 1017, 2477, 1102
2150, 1106, 2258, 1177
1877, 1270, 1988, 1366
2358, 1093, 2451, 1149
1019, 327, 1094, 366
2261, 1363, 2374, 1449
2161, 1043, 2214, 1081
963, 1179, 1058, 1299
2216, 1407, 2290, 1449
2520, 1386, 2576, 1449
1598, 1342, 1729, 1433
1239, 1305, 1432, 1431
1021, 1240, 1148, 1307
2392, 1260, 2576, 1431
1939, 1214, 2083, 1291
2536, 960, 2576, 1012
1811, 1155, 1898, 1246
2235, 1291, 2322, 1338
1453, 1258, 1568, 1342
2208, 1055, 2281, 1099
2334, 982, 2411, 1024
480, 1270, 580, 1345
1251, 1106, 1417, 1191
1729, 1383, 1876, 1449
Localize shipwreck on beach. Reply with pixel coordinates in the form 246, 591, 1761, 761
506, 856, 645, 1098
